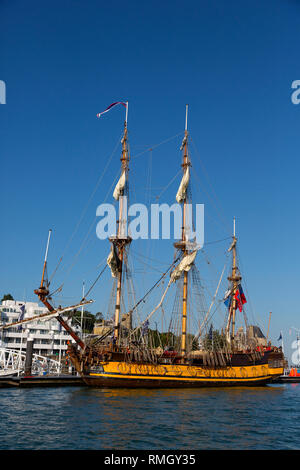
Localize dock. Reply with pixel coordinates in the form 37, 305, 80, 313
0, 374, 85, 388
1, 374, 299, 387
272, 376, 300, 384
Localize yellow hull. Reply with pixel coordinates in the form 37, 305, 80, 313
83, 361, 283, 388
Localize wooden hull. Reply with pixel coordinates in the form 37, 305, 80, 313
82, 376, 273, 388
79, 360, 283, 388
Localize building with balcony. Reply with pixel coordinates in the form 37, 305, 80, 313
0, 299, 82, 358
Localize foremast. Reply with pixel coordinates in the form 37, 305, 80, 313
34, 102, 131, 353
110, 105, 132, 346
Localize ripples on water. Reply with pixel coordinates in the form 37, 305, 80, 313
0, 384, 300, 450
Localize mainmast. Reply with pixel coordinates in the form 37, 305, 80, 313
110, 103, 131, 346
181, 105, 189, 358
174, 105, 191, 358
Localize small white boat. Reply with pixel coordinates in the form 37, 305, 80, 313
0, 369, 18, 377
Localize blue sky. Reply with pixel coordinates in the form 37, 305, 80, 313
1, 0, 300, 361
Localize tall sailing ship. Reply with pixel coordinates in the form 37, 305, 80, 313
1, 102, 284, 387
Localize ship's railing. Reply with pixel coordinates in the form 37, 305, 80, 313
0, 347, 61, 376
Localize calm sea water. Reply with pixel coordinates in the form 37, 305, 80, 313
0, 384, 300, 450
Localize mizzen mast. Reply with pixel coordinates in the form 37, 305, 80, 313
225, 217, 241, 347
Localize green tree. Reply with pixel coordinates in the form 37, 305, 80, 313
1, 294, 14, 302
203, 327, 226, 351
95, 312, 103, 322
187, 333, 200, 351
148, 330, 198, 351
148, 330, 177, 349
71, 310, 96, 334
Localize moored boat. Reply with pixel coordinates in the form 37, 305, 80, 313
66, 103, 284, 387
1, 102, 284, 388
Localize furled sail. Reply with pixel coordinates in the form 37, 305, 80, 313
107, 245, 120, 278
180, 134, 188, 151
176, 167, 190, 203
170, 250, 197, 282
113, 170, 126, 200
227, 238, 236, 253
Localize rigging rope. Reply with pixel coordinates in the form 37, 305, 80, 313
131, 131, 184, 159
189, 135, 232, 235
49, 131, 123, 284
194, 262, 227, 339
84, 264, 108, 299
51, 170, 120, 290
131, 279, 173, 336
126, 254, 182, 321
154, 169, 182, 201
205, 236, 232, 245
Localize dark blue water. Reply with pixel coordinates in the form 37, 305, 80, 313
0, 384, 300, 449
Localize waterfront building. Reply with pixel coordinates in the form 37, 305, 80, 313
0, 299, 82, 357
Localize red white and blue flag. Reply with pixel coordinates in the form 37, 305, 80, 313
235, 285, 247, 312
224, 289, 232, 309
224, 285, 247, 312
239, 285, 247, 304
96, 101, 127, 118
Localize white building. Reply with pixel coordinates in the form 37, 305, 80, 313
0, 299, 82, 358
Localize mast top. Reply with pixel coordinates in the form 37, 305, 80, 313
180, 105, 190, 155
125, 101, 128, 126
185, 104, 188, 132
44, 229, 52, 262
